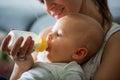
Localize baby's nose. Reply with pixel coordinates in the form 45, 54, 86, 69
47, 34, 52, 41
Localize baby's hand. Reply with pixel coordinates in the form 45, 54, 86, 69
0, 35, 34, 71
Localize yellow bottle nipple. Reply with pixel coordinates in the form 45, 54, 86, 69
34, 37, 48, 52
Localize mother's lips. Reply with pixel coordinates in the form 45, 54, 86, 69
50, 8, 64, 19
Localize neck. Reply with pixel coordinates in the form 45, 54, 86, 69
80, 0, 103, 25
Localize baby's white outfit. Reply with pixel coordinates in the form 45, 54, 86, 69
19, 61, 86, 80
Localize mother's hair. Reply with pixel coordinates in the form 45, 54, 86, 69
93, 0, 112, 29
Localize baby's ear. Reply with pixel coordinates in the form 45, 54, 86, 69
72, 48, 88, 60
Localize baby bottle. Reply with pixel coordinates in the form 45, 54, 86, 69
8, 30, 48, 52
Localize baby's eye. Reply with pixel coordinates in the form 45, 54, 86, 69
39, 0, 44, 4
56, 32, 62, 37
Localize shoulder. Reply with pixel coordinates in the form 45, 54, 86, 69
94, 23, 120, 79
104, 23, 120, 51
61, 61, 86, 80
103, 23, 120, 56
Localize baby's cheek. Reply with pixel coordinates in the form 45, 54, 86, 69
52, 46, 58, 53
52, 44, 60, 53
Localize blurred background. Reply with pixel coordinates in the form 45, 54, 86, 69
0, 0, 120, 79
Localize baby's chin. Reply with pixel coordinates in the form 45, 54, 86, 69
45, 53, 56, 63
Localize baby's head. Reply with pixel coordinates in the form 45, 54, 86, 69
46, 13, 104, 64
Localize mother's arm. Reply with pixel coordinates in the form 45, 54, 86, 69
94, 31, 120, 80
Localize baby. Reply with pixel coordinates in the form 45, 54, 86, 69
19, 13, 104, 80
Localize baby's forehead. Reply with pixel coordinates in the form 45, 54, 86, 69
59, 15, 89, 26
56, 14, 101, 33
59, 17, 87, 30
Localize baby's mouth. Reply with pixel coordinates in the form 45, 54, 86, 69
45, 46, 50, 52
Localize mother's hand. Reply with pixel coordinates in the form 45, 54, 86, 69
0, 35, 34, 71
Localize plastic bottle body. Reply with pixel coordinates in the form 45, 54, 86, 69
8, 30, 47, 52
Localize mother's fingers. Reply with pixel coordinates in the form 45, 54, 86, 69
0, 35, 11, 54
26, 38, 34, 55
19, 36, 33, 57
10, 36, 23, 56
17, 36, 34, 61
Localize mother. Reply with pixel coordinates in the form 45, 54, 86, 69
39, 0, 120, 79
1, 0, 120, 80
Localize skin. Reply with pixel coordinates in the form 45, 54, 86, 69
0, 14, 104, 80
39, 0, 102, 24
1, 0, 120, 79
39, 0, 120, 79
45, 17, 80, 63
1, 36, 34, 80
45, 14, 104, 63
39, 0, 103, 38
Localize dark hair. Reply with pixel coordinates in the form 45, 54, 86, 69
39, 0, 44, 4
93, 0, 113, 31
